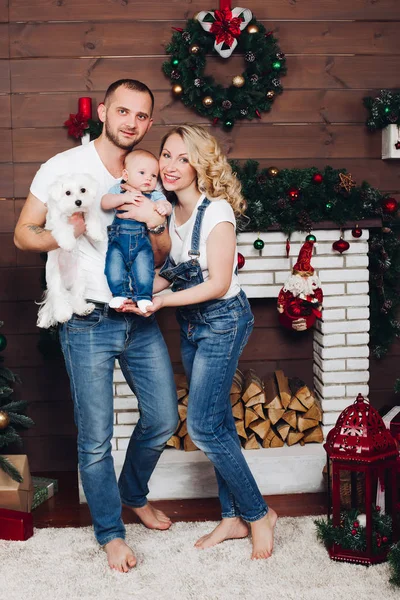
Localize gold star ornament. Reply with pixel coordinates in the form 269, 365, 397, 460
338, 172, 356, 194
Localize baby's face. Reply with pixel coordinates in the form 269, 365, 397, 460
124, 155, 159, 193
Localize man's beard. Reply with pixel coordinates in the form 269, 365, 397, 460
104, 122, 144, 151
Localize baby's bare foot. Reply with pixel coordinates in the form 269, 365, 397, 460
195, 517, 248, 549
250, 508, 278, 560
124, 502, 172, 530
104, 538, 137, 573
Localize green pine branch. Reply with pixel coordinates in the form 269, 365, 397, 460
388, 542, 400, 587
0, 455, 23, 483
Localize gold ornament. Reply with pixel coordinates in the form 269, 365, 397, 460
232, 75, 245, 88
247, 24, 259, 34
266, 90, 275, 100
338, 172, 356, 194
202, 96, 214, 107
189, 44, 200, 55
0, 411, 10, 430
172, 84, 183, 96
267, 166, 280, 178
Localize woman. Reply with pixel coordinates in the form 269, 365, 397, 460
124, 125, 277, 559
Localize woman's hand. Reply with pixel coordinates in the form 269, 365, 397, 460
145, 296, 165, 314
114, 299, 147, 316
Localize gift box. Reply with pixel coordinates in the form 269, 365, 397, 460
0, 507, 33, 541
382, 406, 400, 445
0, 455, 34, 512
382, 124, 400, 160
32, 476, 58, 510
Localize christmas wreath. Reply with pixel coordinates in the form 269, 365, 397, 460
162, 3, 286, 129
364, 89, 400, 131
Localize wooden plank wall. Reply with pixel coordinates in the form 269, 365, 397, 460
1, 1, 400, 470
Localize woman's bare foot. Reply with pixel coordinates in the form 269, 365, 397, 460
124, 502, 172, 530
250, 508, 278, 560
195, 517, 248, 549
104, 538, 137, 572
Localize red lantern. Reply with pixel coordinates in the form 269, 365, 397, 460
325, 394, 399, 565
312, 173, 323, 184
332, 237, 350, 254
237, 252, 245, 270
381, 197, 398, 215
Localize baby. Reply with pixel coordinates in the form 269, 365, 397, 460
101, 149, 172, 313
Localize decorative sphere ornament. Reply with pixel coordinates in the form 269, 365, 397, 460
202, 96, 214, 108
247, 24, 259, 34
352, 226, 363, 238
0, 333, 7, 352
189, 44, 200, 55
224, 119, 234, 129
381, 197, 398, 214
326, 202, 333, 210
351, 529, 357, 536
0, 411, 10, 430
232, 75, 245, 88
306, 234, 317, 243
312, 173, 323, 184
266, 90, 275, 100
172, 58, 179, 66
172, 84, 183, 96
267, 166, 279, 178
272, 60, 282, 70
287, 187, 300, 202
253, 238, 265, 251
332, 237, 350, 254
237, 252, 245, 269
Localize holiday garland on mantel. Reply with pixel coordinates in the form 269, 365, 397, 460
162, 1, 286, 129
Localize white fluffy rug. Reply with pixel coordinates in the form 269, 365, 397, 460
1, 517, 398, 600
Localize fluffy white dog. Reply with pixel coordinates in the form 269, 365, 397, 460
37, 173, 106, 329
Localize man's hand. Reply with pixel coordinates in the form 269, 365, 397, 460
117, 195, 165, 228
69, 212, 86, 238
115, 299, 150, 317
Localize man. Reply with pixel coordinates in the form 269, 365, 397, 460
14, 80, 179, 572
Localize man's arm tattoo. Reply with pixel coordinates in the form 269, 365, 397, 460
27, 224, 45, 235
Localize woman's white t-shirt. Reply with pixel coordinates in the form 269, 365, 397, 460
169, 194, 241, 300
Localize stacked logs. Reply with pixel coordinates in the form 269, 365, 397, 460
166, 370, 323, 451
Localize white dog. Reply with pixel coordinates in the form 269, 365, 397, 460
37, 173, 106, 329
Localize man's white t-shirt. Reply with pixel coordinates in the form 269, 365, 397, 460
169, 194, 241, 300
30, 141, 120, 302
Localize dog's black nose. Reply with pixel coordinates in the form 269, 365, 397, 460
75, 200, 82, 207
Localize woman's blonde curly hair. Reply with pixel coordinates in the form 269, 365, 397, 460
160, 125, 246, 217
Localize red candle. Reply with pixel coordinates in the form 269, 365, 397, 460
78, 97, 92, 119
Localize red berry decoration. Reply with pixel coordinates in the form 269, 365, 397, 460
381, 197, 398, 215
353, 521, 359, 528
287, 187, 300, 202
376, 506, 381, 512
237, 252, 245, 270
312, 173, 323, 184
332, 237, 350, 254
351, 529, 357, 536
351, 227, 362, 238
383, 536, 388, 543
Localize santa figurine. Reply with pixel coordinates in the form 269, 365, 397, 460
277, 240, 323, 331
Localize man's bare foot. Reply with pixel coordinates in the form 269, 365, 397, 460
124, 502, 172, 530
195, 517, 248, 549
104, 538, 137, 573
250, 508, 278, 560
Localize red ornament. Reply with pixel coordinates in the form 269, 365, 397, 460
78, 97, 92, 120
172, 27, 184, 32
237, 252, 245, 270
395, 141, 400, 150
332, 237, 350, 254
353, 521, 359, 528
288, 187, 300, 202
351, 529, 357, 536
376, 506, 381, 512
64, 112, 88, 139
383, 536, 388, 543
312, 173, 323, 184
255, 109, 261, 119
381, 197, 398, 215
286, 238, 290, 258
212, 117, 219, 126
351, 227, 362, 238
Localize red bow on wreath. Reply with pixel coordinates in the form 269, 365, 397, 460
210, 9, 242, 46
198, 3, 252, 58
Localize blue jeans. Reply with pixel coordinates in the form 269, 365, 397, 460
105, 221, 154, 302
177, 290, 268, 522
59, 306, 179, 546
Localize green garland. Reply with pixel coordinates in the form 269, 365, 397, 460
315, 508, 393, 555
163, 17, 286, 129
364, 89, 400, 131
389, 542, 400, 587
229, 160, 400, 359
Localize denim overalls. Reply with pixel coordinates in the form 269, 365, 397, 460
160, 198, 268, 522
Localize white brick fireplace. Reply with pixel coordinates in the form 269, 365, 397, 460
79, 228, 371, 501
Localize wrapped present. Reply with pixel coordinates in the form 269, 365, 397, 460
0, 455, 34, 512
0, 507, 33, 541
32, 476, 58, 510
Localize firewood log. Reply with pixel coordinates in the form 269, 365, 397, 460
174, 373, 188, 389
245, 391, 267, 408
268, 407, 285, 425
180, 393, 189, 406
244, 433, 260, 450
252, 403, 267, 420
235, 420, 248, 440
166, 435, 181, 449
263, 428, 284, 448
232, 401, 245, 421
276, 422, 290, 441
303, 401, 322, 422
249, 418, 271, 440
303, 425, 324, 443
288, 395, 307, 412
231, 369, 245, 394
245, 408, 258, 429
242, 369, 264, 403
230, 392, 242, 406
177, 421, 188, 438
178, 403, 188, 422
275, 370, 292, 409
295, 386, 314, 409
183, 434, 198, 452
282, 409, 297, 429
264, 375, 281, 407
297, 415, 319, 432
287, 431, 304, 446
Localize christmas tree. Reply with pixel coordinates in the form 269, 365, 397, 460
0, 321, 34, 482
